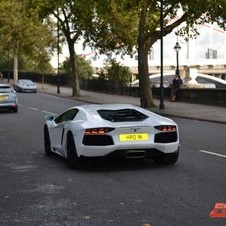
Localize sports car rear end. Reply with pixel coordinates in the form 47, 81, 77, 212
75, 106, 179, 160
79, 121, 178, 158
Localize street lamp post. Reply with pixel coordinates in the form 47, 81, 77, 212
159, 0, 164, 109
174, 42, 181, 76
7, 43, 10, 83
57, 8, 60, 94
57, 36, 60, 94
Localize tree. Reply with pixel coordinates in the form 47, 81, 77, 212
82, 0, 226, 107
137, 0, 226, 107
0, 0, 55, 83
40, 0, 96, 96
105, 59, 132, 93
62, 55, 93, 79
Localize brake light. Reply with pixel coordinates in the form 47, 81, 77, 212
85, 128, 114, 135
154, 125, 177, 132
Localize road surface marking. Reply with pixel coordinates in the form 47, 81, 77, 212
27, 106, 39, 111
199, 150, 226, 158
19, 104, 58, 115
42, 110, 57, 115
17, 104, 57, 115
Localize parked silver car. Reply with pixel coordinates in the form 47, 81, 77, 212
15, 79, 37, 93
0, 83, 18, 112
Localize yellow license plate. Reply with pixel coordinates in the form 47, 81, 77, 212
119, 133, 149, 141
0, 96, 8, 100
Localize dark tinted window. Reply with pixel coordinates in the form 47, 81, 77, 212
97, 108, 148, 122
0, 86, 14, 93
54, 108, 78, 124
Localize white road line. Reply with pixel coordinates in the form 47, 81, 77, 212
27, 106, 39, 111
199, 150, 226, 158
17, 104, 57, 116
16, 104, 57, 115
42, 110, 57, 115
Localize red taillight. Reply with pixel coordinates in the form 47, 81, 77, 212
85, 128, 114, 135
154, 125, 177, 132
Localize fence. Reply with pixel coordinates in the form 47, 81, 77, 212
5, 71, 226, 107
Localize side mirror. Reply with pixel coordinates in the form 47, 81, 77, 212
45, 115, 55, 121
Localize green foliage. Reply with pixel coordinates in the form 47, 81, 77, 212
62, 55, 93, 79
0, 0, 55, 73
105, 59, 131, 84
76, 57, 93, 79
85, 0, 138, 55
82, 0, 226, 54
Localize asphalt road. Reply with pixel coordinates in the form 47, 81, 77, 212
0, 92, 226, 226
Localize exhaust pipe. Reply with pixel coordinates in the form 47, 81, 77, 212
125, 150, 146, 158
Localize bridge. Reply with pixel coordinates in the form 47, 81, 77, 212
130, 62, 226, 81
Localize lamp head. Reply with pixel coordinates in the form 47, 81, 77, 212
174, 42, 181, 53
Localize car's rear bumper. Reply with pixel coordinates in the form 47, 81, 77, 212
77, 142, 179, 157
0, 102, 18, 111
97, 148, 179, 159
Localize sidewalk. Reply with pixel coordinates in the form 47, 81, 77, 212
37, 83, 226, 124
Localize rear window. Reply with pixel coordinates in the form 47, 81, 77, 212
97, 108, 148, 122
0, 86, 13, 93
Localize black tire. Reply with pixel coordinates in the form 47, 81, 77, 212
44, 126, 52, 156
67, 132, 81, 169
155, 149, 179, 165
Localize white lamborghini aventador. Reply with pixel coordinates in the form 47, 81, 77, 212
44, 104, 179, 169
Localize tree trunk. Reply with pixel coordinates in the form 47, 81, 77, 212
138, 45, 155, 108
137, 0, 155, 108
68, 41, 80, 97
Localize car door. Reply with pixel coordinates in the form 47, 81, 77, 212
49, 108, 78, 153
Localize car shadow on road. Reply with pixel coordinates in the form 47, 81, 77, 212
43, 153, 178, 172
88, 158, 178, 172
